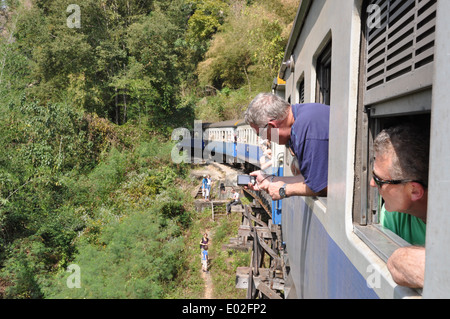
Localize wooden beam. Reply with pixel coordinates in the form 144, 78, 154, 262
236, 267, 285, 290
258, 237, 281, 263
242, 188, 272, 218
255, 281, 283, 299
243, 205, 268, 227
238, 225, 272, 239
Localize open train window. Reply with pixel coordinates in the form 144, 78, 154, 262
316, 41, 332, 105
354, 0, 436, 263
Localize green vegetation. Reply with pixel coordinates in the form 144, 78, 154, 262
209, 214, 250, 298
0, 0, 298, 298
166, 204, 250, 299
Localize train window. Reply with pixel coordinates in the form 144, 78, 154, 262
316, 41, 332, 105
296, 75, 305, 104
354, 0, 436, 264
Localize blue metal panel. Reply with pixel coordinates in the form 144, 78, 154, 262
204, 141, 225, 162
327, 236, 379, 299
247, 144, 261, 166
235, 143, 261, 166
235, 142, 248, 163
272, 166, 283, 225
282, 197, 379, 299
223, 142, 236, 158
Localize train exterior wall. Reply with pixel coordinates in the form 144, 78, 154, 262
423, 0, 450, 298
279, 0, 422, 299
282, 196, 379, 298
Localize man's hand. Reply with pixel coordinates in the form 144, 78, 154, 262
387, 246, 425, 288
246, 170, 284, 199
247, 170, 270, 192
246, 171, 326, 199
267, 181, 285, 200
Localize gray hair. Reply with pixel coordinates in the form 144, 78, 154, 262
244, 93, 291, 127
374, 124, 429, 187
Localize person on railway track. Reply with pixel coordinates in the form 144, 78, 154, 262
371, 123, 429, 288
244, 92, 329, 199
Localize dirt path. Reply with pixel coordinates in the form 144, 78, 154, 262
193, 162, 241, 299
201, 262, 214, 299
200, 227, 214, 299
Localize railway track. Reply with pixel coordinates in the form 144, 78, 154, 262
192, 162, 287, 299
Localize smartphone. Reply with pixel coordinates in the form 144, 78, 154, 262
237, 175, 256, 186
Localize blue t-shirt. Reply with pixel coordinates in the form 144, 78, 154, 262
289, 103, 330, 193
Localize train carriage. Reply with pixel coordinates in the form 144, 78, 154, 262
235, 121, 260, 168
273, 0, 449, 298
204, 119, 242, 165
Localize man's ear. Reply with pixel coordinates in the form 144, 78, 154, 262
267, 119, 278, 128
410, 182, 425, 201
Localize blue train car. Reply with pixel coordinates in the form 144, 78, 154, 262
203, 119, 239, 164
235, 121, 262, 167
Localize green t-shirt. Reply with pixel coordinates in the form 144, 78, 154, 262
380, 205, 426, 246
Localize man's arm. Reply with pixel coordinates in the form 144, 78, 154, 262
268, 179, 327, 199
248, 171, 327, 199
387, 246, 425, 288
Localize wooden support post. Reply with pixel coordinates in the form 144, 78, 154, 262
252, 230, 260, 277
235, 197, 286, 299
246, 266, 252, 299
247, 255, 258, 299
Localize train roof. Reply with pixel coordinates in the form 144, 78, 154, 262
204, 119, 246, 129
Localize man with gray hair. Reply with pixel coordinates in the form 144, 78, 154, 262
371, 123, 429, 288
244, 93, 330, 199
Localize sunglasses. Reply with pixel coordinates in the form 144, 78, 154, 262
372, 171, 426, 188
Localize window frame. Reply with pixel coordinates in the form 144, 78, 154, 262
354, 0, 435, 272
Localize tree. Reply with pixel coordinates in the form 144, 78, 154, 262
196, 0, 297, 92
7, 0, 194, 129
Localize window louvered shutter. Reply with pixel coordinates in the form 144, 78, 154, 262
365, 0, 437, 105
